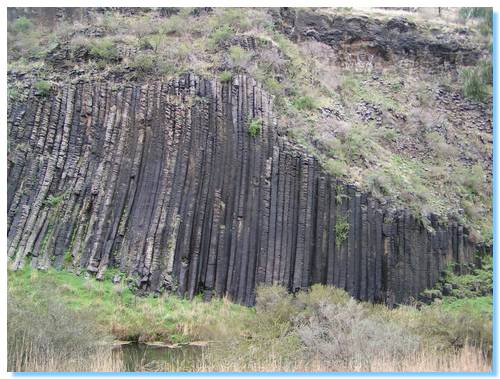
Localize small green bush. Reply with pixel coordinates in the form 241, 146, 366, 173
89, 38, 118, 61
341, 125, 377, 162
228, 45, 252, 70
219, 70, 232, 82
335, 215, 349, 248
8, 86, 19, 101
263, 77, 284, 96
292, 95, 317, 111
12, 16, 32, 33
161, 15, 185, 35
247, 118, 262, 137
417, 306, 492, 355
129, 53, 155, 73
209, 25, 234, 48
460, 60, 492, 102
216, 8, 251, 32
44, 194, 63, 208
34, 80, 51, 97
296, 284, 350, 309
459, 164, 485, 195
255, 284, 296, 326
459, 7, 492, 35
158, 61, 177, 76
325, 158, 347, 178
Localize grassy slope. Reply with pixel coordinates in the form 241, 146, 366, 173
7, 7, 493, 241
9, 258, 492, 344
435, 255, 493, 318
8, 265, 254, 343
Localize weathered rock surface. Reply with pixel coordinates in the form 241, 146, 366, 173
7, 74, 478, 305
274, 8, 482, 66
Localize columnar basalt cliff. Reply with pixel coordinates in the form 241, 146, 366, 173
8, 74, 478, 306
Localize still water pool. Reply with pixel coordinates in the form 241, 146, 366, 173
113, 342, 205, 372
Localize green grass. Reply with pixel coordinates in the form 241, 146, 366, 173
247, 118, 262, 137
219, 70, 232, 82
424, 254, 492, 320
209, 25, 234, 48
335, 215, 349, 248
8, 265, 492, 370
8, 265, 253, 343
129, 53, 156, 73
8, 86, 19, 100
292, 96, 317, 112
89, 38, 118, 61
460, 60, 492, 102
339, 73, 405, 113
12, 16, 32, 33
34, 80, 51, 97
44, 194, 64, 208
228, 45, 252, 70
459, 7, 492, 36
440, 296, 492, 318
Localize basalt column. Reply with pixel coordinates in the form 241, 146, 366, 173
7, 74, 477, 305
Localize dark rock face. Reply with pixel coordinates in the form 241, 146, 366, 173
7, 74, 476, 305
273, 8, 481, 66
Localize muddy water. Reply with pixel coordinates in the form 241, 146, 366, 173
113, 342, 204, 372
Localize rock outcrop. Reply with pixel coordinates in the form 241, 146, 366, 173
7, 74, 478, 306
274, 8, 482, 66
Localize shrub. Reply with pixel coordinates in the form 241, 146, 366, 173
296, 284, 350, 309
44, 194, 63, 208
294, 298, 420, 368
209, 25, 234, 48
161, 15, 185, 35
292, 95, 317, 111
89, 38, 118, 61
228, 45, 252, 70
341, 125, 376, 161
247, 118, 262, 137
367, 170, 391, 197
34, 80, 51, 97
219, 70, 232, 82
12, 16, 32, 33
426, 132, 457, 160
255, 284, 296, 326
263, 77, 284, 96
157, 61, 177, 76
324, 158, 347, 178
129, 53, 156, 73
460, 164, 485, 195
459, 7, 492, 35
460, 60, 492, 102
168, 42, 191, 63
129, 15, 155, 39
335, 215, 349, 248
215, 8, 251, 32
8, 286, 109, 371
417, 306, 492, 355
8, 86, 19, 101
